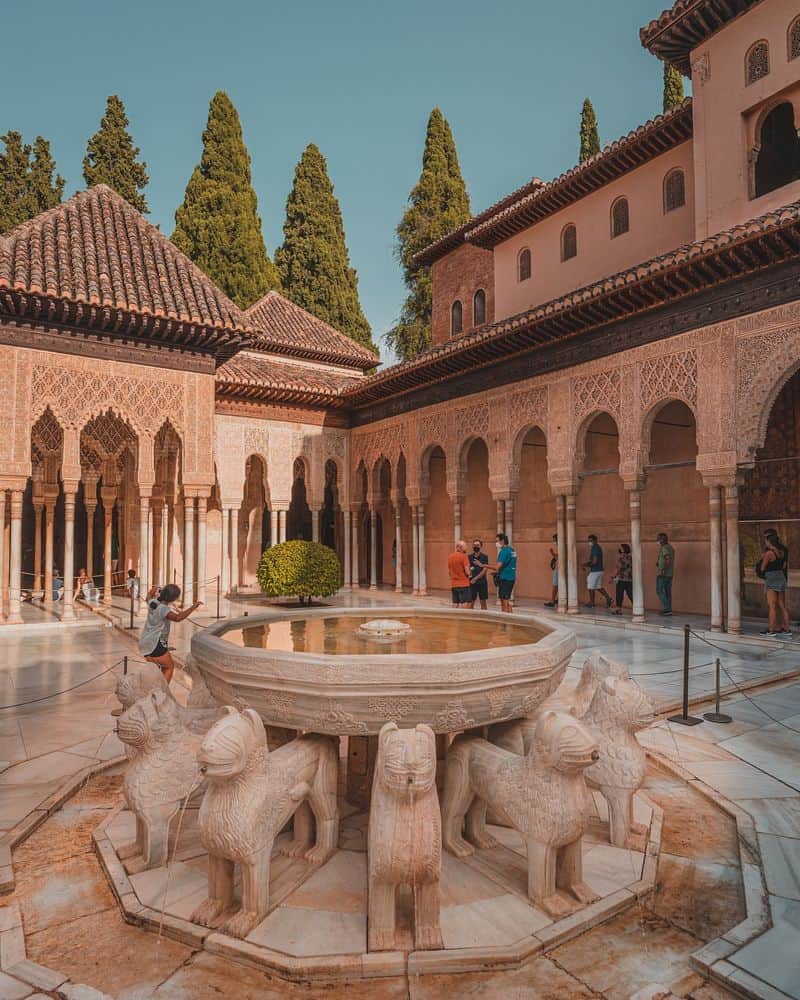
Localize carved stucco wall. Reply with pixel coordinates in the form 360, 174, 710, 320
349, 301, 800, 497
0, 343, 216, 488
214, 413, 348, 509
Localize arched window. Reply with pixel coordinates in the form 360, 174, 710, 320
473, 288, 486, 326
663, 169, 686, 212
561, 223, 577, 261
610, 197, 629, 238
755, 102, 800, 198
517, 247, 531, 282
789, 16, 800, 60
746, 40, 769, 84
451, 299, 463, 335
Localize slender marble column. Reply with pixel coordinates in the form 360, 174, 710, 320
230, 507, 239, 593
725, 484, 742, 634
351, 509, 360, 588
269, 509, 278, 548
62, 491, 76, 621
182, 497, 194, 604
8, 491, 23, 624
140, 495, 151, 602
411, 507, 420, 594
556, 495, 567, 614
221, 507, 231, 596
629, 489, 645, 623
33, 503, 43, 594
312, 508, 320, 543
418, 505, 427, 596
197, 497, 208, 605
566, 494, 579, 614
278, 509, 287, 543
160, 502, 169, 585
505, 497, 515, 545
394, 507, 403, 592
165, 502, 173, 584
496, 499, 505, 539
708, 486, 723, 632
369, 508, 378, 590
103, 501, 114, 605
343, 509, 352, 588
44, 501, 55, 606
0, 490, 6, 617
84, 501, 96, 587
453, 501, 462, 546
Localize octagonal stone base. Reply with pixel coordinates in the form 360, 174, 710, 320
93, 792, 663, 982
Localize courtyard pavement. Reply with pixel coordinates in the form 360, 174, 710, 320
1, 588, 798, 997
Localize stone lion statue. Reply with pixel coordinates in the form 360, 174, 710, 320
442, 710, 600, 918
583, 676, 655, 847
190, 707, 339, 939
368, 722, 443, 952
116, 690, 207, 873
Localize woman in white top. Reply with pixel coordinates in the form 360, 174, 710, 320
139, 583, 202, 682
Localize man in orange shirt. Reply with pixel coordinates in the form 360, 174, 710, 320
448, 540, 472, 607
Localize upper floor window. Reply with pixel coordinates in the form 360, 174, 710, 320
663, 169, 686, 213
561, 223, 577, 261
790, 16, 800, 60
517, 247, 531, 282
754, 102, 800, 198
473, 288, 486, 326
610, 197, 629, 238
746, 40, 769, 85
451, 299, 463, 335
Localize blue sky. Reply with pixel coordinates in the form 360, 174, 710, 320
2, 0, 679, 361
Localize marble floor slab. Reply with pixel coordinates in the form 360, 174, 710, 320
757, 834, 800, 901
736, 797, 800, 837
731, 895, 800, 999
440, 893, 552, 949
246, 905, 367, 956
686, 760, 798, 800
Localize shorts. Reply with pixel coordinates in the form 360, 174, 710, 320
552, 569, 559, 587
470, 578, 489, 602
498, 579, 514, 601
765, 570, 787, 593
451, 586, 472, 605
144, 639, 170, 659
587, 571, 604, 590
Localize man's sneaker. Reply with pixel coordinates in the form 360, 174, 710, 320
543, 601, 556, 608
760, 628, 771, 635
660, 610, 673, 616
582, 603, 595, 610
767, 631, 781, 637
781, 630, 793, 637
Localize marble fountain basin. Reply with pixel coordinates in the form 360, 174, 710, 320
190, 607, 576, 735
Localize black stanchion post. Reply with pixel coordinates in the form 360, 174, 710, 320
668, 624, 702, 726
123, 655, 128, 675
704, 657, 732, 724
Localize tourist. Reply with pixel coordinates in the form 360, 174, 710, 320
544, 534, 558, 608
125, 568, 140, 603
74, 567, 98, 603
612, 544, 633, 615
52, 570, 64, 602
491, 533, 517, 613
656, 532, 675, 616
447, 540, 472, 608
467, 539, 489, 610
583, 535, 613, 610
759, 529, 791, 637
139, 584, 202, 683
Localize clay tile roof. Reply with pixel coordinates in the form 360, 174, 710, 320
348, 199, 800, 407
413, 101, 693, 267
0, 185, 250, 363
216, 350, 361, 406
640, 0, 763, 75
245, 291, 379, 371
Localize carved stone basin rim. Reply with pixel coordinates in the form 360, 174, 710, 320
190, 607, 576, 737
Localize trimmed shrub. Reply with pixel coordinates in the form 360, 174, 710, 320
257, 540, 341, 603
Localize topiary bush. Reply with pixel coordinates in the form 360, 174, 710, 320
256, 540, 341, 604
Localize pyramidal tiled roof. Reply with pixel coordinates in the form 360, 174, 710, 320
217, 350, 361, 405
0, 185, 250, 361
245, 291, 379, 371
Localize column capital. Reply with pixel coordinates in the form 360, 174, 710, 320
62, 481, 79, 499
622, 475, 646, 492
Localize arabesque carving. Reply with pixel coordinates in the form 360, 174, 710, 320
368, 723, 443, 951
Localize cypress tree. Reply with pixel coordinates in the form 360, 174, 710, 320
83, 95, 149, 212
663, 64, 685, 112
0, 132, 64, 232
276, 144, 375, 352
387, 108, 470, 362
27, 137, 65, 215
172, 91, 280, 308
579, 99, 601, 163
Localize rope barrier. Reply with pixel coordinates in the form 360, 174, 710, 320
0, 658, 124, 710
714, 659, 800, 737
687, 627, 791, 659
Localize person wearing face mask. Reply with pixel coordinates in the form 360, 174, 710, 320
447, 540, 472, 607
467, 539, 489, 609
491, 533, 517, 613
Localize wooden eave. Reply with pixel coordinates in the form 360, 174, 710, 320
640, 0, 762, 75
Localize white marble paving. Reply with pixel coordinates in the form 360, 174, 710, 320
758, 834, 800, 901
731, 895, 800, 999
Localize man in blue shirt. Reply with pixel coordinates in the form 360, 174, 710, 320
491, 533, 517, 613
583, 534, 613, 610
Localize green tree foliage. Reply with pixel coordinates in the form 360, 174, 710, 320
172, 91, 280, 307
579, 99, 601, 163
276, 144, 375, 352
257, 540, 341, 603
83, 96, 149, 212
663, 64, 685, 112
387, 108, 470, 362
0, 132, 64, 233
